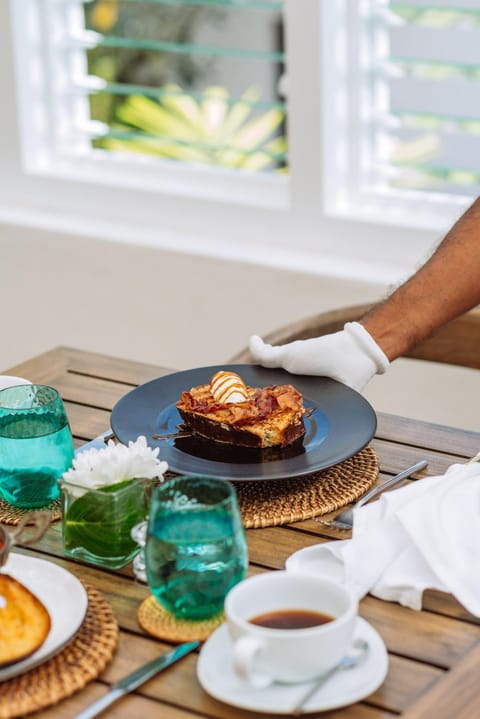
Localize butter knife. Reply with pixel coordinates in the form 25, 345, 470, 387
75, 430, 114, 455
74, 641, 199, 719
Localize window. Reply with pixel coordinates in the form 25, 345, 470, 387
322, 0, 480, 226
86, 1, 287, 174
10, 0, 288, 205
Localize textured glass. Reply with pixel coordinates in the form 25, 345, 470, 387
0, 385, 74, 509
145, 477, 248, 620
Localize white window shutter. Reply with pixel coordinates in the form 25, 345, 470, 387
322, 0, 480, 224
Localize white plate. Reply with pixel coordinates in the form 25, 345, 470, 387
197, 617, 388, 714
0, 553, 88, 682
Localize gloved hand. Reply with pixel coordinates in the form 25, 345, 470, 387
249, 322, 389, 392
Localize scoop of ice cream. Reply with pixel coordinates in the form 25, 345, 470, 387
210, 371, 249, 404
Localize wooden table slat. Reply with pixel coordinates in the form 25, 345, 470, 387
376, 412, 480, 459
400, 641, 480, 719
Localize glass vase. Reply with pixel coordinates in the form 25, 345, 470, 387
59, 477, 149, 569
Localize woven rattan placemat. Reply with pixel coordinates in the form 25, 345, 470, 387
0, 497, 62, 526
0, 582, 118, 719
235, 445, 379, 529
138, 595, 224, 642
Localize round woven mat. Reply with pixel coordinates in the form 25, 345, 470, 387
138, 595, 224, 642
0, 583, 118, 719
0, 497, 61, 526
235, 445, 379, 529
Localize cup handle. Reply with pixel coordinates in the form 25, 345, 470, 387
232, 636, 273, 689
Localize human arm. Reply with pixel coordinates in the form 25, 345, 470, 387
360, 197, 480, 360
250, 197, 480, 389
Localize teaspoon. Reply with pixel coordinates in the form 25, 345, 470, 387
291, 638, 369, 715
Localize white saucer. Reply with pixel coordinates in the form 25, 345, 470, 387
0, 553, 88, 682
197, 617, 388, 714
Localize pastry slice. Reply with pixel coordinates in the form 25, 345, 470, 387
176, 371, 306, 449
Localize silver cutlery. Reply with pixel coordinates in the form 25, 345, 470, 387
75, 429, 114, 455
75, 428, 192, 449
152, 429, 193, 440
73, 641, 199, 719
318, 459, 428, 530
292, 638, 369, 715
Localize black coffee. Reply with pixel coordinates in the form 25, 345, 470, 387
249, 609, 333, 630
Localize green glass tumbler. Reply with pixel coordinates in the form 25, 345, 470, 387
145, 476, 248, 620
0, 384, 74, 508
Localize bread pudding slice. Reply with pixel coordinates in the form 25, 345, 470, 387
176, 372, 306, 449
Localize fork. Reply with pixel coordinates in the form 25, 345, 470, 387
317, 459, 428, 529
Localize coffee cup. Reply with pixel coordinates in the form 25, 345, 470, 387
224, 571, 357, 687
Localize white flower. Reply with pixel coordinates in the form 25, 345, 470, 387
62, 435, 168, 490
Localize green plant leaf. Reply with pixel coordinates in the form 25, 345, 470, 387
64, 479, 146, 560
240, 151, 276, 171
99, 83, 287, 171
265, 135, 288, 154
221, 87, 259, 139
201, 86, 229, 138
230, 108, 284, 150
117, 96, 198, 140
160, 83, 204, 134
103, 135, 207, 162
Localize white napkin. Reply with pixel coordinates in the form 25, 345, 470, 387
0, 376, 31, 391
286, 461, 480, 616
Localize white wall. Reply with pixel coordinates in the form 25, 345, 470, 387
0, 221, 387, 372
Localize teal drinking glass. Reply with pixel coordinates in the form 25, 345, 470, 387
145, 476, 248, 620
0, 384, 74, 508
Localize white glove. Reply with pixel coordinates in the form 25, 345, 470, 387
249, 322, 389, 392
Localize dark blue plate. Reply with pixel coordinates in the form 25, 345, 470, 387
110, 364, 377, 481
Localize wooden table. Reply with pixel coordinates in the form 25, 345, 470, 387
4, 346, 480, 719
